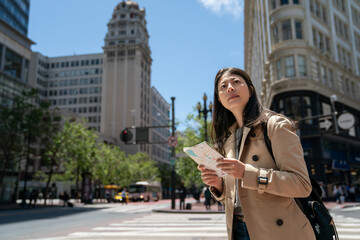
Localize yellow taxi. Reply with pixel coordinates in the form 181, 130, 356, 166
114, 191, 129, 203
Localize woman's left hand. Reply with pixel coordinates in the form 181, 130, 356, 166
216, 158, 245, 179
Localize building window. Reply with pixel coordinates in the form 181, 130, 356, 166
276, 60, 282, 79
297, 55, 306, 76
128, 49, 136, 55
328, 69, 334, 88
319, 64, 327, 85
293, 0, 300, 4
273, 24, 279, 43
4, 48, 22, 79
295, 20, 303, 39
285, 56, 295, 77
107, 51, 115, 58
284, 96, 302, 120
280, 0, 289, 5
282, 20, 292, 41
355, 33, 360, 52
271, 0, 276, 9
333, 0, 346, 13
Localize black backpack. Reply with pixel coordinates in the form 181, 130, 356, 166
262, 122, 339, 240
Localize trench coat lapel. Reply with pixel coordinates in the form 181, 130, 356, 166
223, 124, 251, 161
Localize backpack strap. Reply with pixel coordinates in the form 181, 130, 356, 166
262, 122, 275, 163
262, 121, 323, 203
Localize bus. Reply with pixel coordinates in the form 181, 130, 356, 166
128, 181, 162, 202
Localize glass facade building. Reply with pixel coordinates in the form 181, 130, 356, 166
0, 0, 30, 36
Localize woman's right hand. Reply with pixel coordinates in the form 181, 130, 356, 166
197, 165, 223, 194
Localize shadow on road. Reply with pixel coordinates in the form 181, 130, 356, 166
0, 205, 105, 225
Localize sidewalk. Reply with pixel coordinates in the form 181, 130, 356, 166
0, 199, 85, 210
154, 199, 360, 214
154, 199, 225, 214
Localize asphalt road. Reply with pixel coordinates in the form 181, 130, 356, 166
0, 201, 169, 240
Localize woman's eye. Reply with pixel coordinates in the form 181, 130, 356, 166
233, 80, 240, 84
220, 84, 226, 89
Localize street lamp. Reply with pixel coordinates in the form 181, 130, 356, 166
330, 94, 339, 134
196, 93, 213, 142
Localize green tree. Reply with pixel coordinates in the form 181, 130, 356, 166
0, 89, 51, 203
93, 143, 129, 188
40, 112, 63, 205
0, 95, 24, 201
127, 152, 160, 184
175, 110, 212, 189
58, 120, 98, 202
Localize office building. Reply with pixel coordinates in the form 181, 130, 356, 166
29, 52, 104, 131
0, 0, 33, 105
244, 0, 360, 185
151, 87, 171, 164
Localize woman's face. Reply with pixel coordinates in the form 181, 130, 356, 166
217, 74, 251, 113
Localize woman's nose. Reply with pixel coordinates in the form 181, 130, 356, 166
227, 84, 234, 92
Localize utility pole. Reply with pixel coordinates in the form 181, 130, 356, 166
171, 97, 176, 209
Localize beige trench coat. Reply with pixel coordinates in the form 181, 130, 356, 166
211, 115, 316, 240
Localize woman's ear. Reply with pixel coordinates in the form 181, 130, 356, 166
249, 86, 254, 96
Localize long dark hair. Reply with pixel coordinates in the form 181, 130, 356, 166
211, 68, 270, 154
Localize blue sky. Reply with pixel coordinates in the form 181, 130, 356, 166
29, 0, 244, 130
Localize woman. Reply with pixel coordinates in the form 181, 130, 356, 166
198, 68, 315, 240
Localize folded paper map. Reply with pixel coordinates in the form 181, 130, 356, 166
183, 141, 226, 177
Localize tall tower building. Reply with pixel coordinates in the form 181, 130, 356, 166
244, 0, 360, 185
101, 0, 152, 155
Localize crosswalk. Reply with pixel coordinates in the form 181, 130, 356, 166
332, 209, 360, 240
32, 211, 227, 240
30, 205, 360, 240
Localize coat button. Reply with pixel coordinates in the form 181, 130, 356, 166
276, 219, 283, 226
252, 155, 259, 161
250, 132, 256, 137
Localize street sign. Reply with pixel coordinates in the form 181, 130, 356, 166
136, 127, 149, 143
168, 136, 178, 147
319, 117, 333, 131
338, 112, 355, 130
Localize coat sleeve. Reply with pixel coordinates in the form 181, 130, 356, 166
241, 115, 312, 198
209, 177, 226, 202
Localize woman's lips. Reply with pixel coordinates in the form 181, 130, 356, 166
228, 95, 239, 101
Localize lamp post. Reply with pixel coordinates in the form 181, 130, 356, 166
196, 93, 213, 142
330, 94, 339, 134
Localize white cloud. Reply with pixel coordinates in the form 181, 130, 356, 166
198, 0, 243, 19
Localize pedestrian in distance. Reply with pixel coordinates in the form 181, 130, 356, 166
204, 186, 212, 210
178, 182, 187, 210
198, 68, 315, 240
121, 188, 127, 205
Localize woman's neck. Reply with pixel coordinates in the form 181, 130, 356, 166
232, 109, 244, 128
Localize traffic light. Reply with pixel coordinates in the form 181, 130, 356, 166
120, 129, 133, 144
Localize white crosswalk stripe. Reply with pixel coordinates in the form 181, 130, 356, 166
332, 211, 360, 240
32, 213, 227, 240
101, 204, 154, 213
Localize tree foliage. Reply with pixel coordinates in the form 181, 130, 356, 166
175, 110, 212, 189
